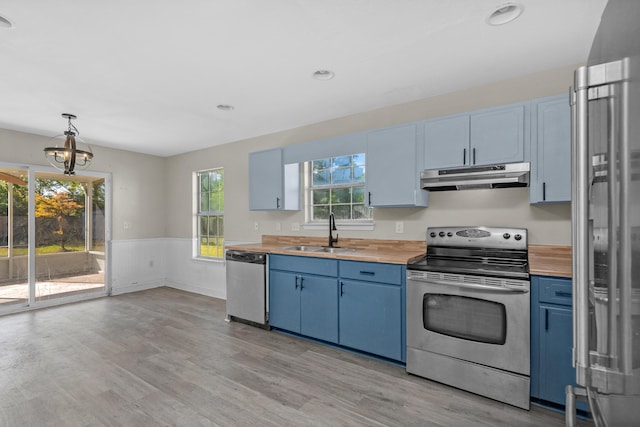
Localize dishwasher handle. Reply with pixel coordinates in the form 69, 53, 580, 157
225, 250, 266, 264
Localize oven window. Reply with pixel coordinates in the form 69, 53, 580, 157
423, 294, 507, 345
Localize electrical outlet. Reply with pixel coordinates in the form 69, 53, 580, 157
254, 222, 259, 231
291, 222, 300, 232
395, 221, 404, 234
123, 221, 130, 230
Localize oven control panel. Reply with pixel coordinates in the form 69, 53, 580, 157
426, 226, 527, 250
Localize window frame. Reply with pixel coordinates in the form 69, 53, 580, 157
195, 168, 224, 260
304, 153, 373, 227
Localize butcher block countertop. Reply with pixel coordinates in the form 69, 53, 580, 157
226, 235, 426, 265
227, 236, 573, 276
528, 245, 572, 278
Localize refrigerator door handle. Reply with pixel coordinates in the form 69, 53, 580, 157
572, 66, 591, 381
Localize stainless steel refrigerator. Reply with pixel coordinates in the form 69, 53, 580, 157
568, 0, 640, 425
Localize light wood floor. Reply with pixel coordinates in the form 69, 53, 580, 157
0, 287, 592, 426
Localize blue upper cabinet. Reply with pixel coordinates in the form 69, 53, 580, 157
249, 148, 300, 211
366, 123, 429, 207
424, 103, 527, 169
530, 95, 571, 204
424, 115, 470, 169
470, 104, 525, 165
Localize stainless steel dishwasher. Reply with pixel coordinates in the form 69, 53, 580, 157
225, 250, 268, 328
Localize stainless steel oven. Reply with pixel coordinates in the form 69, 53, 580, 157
406, 226, 531, 409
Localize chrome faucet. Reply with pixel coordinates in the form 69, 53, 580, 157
328, 212, 339, 248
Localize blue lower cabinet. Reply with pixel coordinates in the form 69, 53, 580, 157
339, 279, 402, 361
269, 255, 405, 362
269, 255, 339, 344
268, 270, 302, 334
539, 305, 575, 405
531, 275, 588, 412
300, 275, 338, 343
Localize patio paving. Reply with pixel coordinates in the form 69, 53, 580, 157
0, 273, 104, 305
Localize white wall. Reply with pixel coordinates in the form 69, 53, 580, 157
0, 63, 578, 300
164, 64, 577, 256
0, 128, 169, 295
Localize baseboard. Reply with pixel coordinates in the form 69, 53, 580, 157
166, 280, 225, 299
110, 279, 165, 295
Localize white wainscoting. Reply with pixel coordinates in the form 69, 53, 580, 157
110, 238, 228, 299
110, 239, 169, 295
165, 238, 227, 299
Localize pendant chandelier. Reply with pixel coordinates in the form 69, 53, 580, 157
43, 113, 93, 175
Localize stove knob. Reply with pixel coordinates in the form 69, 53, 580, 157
503, 233, 511, 239
514, 234, 522, 241
430, 232, 436, 238
439, 232, 445, 237
447, 232, 453, 237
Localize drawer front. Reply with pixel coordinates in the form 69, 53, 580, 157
269, 254, 338, 277
538, 276, 573, 306
339, 260, 402, 285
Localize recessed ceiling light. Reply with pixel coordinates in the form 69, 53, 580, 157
486, 3, 524, 26
0, 14, 14, 29
312, 70, 335, 81
217, 104, 234, 111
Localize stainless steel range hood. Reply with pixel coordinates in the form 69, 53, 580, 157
421, 162, 530, 191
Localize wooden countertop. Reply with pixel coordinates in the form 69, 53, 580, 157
528, 245, 572, 278
226, 236, 426, 265
227, 236, 573, 276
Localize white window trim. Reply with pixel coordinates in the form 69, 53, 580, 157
193, 168, 224, 260
303, 157, 374, 228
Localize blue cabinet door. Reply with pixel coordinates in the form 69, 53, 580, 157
339, 279, 402, 361
366, 123, 428, 207
268, 270, 300, 333
424, 115, 470, 169
539, 305, 575, 406
470, 104, 525, 165
249, 149, 300, 210
530, 95, 571, 203
300, 275, 339, 343
249, 148, 283, 211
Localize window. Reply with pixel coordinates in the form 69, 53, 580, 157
197, 169, 224, 258
308, 154, 372, 222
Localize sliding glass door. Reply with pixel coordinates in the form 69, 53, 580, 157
0, 167, 29, 307
0, 164, 110, 312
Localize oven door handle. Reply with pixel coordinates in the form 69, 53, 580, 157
411, 277, 529, 294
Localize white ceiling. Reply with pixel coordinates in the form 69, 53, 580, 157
0, 0, 607, 157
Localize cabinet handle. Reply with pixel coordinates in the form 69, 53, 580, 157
463, 148, 467, 165
295, 276, 299, 290
276, 197, 281, 209
472, 148, 476, 165
359, 271, 375, 276
368, 191, 372, 206
340, 281, 344, 297
545, 308, 549, 331
555, 290, 572, 298
543, 182, 546, 201
299, 276, 304, 290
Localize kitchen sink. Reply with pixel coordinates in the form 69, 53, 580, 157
314, 247, 357, 254
282, 245, 324, 252
282, 245, 358, 254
